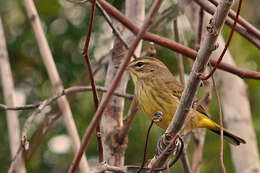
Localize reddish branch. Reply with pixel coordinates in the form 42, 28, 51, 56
199, 0, 243, 80
194, 0, 260, 49
209, 0, 260, 38
117, 100, 138, 144
96, 0, 260, 79
68, 0, 164, 172
95, 2, 137, 59
81, 0, 104, 163
195, 8, 204, 51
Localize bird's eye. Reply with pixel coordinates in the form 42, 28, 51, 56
136, 61, 145, 67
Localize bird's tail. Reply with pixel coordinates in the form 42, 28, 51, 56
199, 118, 246, 146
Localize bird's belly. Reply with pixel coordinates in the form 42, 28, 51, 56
137, 90, 179, 130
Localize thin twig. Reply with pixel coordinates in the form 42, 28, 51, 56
136, 112, 163, 173
81, 0, 104, 163
199, 0, 243, 80
96, 0, 260, 79
180, 149, 192, 173
127, 136, 184, 172
212, 75, 226, 173
92, 163, 127, 173
25, 113, 61, 161
195, 7, 204, 51
68, 1, 164, 172
208, 0, 260, 38
136, 120, 155, 173
0, 86, 133, 111
173, 19, 185, 86
193, 0, 260, 49
117, 100, 138, 144
7, 145, 23, 173
95, 2, 138, 59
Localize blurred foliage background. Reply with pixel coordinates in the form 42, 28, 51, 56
0, 0, 259, 172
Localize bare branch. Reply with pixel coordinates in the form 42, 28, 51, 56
208, 0, 260, 38
173, 19, 185, 86
25, 113, 61, 161
117, 100, 138, 143
21, 0, 90, 172
0, 86, 133, 111
0, 16, 26, 173
194, 0, 260, 49
180, 149, 192, 173
81, 0, 104, 163
95, 2, 138, 59
92, 163, 127, 173
212, 74, 226, 173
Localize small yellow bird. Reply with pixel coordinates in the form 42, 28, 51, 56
127, 56, 246, 146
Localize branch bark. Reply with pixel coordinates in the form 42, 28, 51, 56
0, 86, 133, 111
100, 0, 144, 167
0, 16, 27, 173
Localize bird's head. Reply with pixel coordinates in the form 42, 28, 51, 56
127, 57, 170, 83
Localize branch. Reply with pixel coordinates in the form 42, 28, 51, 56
95, 2, 138, 59
199, 0, 242, 80
180, 149, 192, 173
151, 0, 235, 169
92, 163, 127, 173
212, 74, 226, 173
96, 0, 260, 79
209, 0, 260, 38
0, 86, 133, 111
0, 16, 26, 173
173, 19, 185, 85
25, 113, 61, 161
21, 0, 90, 172
68, 0, 163, 172
81, 0, 104, 163
194, 0, 260, 49
117, 100, 138, 144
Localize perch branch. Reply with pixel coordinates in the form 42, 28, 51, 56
150, 0, 234, 170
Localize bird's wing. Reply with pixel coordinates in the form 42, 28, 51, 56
165, 78, 210, 117
164, 78, 184, 99
192, 100, 210, 117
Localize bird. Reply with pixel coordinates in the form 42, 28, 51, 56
127, 56, 246, 146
